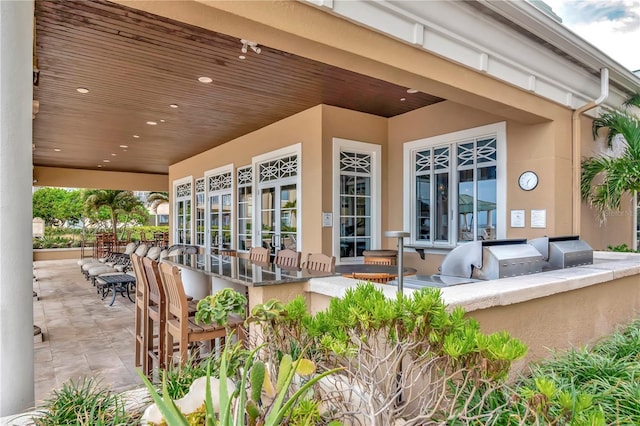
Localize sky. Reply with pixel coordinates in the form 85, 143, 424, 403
542, 0, 640, 72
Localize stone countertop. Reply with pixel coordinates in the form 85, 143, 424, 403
309, 252, 640, 312
164, 254, 334, 287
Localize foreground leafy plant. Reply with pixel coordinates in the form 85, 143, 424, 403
454, 318, 640, 424
195, 288, 247, 328
140, 334, 343, 425
248, 283, 528, 425
34, 376, 136, 425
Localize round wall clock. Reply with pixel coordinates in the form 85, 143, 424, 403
518, 171, 538, 191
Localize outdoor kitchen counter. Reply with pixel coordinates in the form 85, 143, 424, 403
307, 251, 640, 312
164, 254, 335, 288
308, 251, 640, 370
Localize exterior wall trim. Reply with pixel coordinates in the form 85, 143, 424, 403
332, 138, 382, 263
402, 122, 507, 248
251, 143, 303, 252
304, 0, 637, 111
204, 164, 235, 251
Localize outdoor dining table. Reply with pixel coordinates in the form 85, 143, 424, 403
334, 264, 417, 278
95, 273, 136, 306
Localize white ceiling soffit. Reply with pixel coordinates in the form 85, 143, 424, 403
304, 0, 640, 111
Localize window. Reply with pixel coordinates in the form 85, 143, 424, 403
252, 144, 302, 255
195, 178, 205, 247
237, 166, 253, 252
404, 123, 506, 247
173, 177, 192, 245
333, 138, 381, 263
206, 167, 233, 251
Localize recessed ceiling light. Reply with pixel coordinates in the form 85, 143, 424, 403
146, 121, 157, 125
133, 135, 140, 139
406, 88, 419, 94
198, 76, 213, 83
119, 145, 128, 148
76, 87, 89, 94
169, 104, 178, 108
53, 148, 61, 152
400, 98, 406, 102
103, 159, 110, 163
160, 119, 165, 123
239, 55, 246, 60
97, 165, 103, 168
111, 153, 117, 156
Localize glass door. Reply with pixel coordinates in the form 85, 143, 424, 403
209, 191, 232, 251
255, 152, 299, 257
207, 170, 233, 253
174, 180, 192, 245
258, 182, 297, 256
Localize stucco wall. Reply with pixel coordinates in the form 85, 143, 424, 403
169, 106, 324, 254
33, 166, 168, 191
468, 273, 640, 367
33, 248, 82, 261
578, 114, 634, 250
320, 105, 388, 254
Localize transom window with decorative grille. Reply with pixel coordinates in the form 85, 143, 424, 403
174, 178, 192, 245
404, 123, 506, 247
237, 166, 253, 252
332, 139, 381, 264
195, 178, 205, 247
207, 170, 233, 251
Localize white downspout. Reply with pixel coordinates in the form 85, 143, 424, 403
571, 67, 609, 235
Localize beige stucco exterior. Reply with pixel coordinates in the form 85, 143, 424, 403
34, 166, 168, 192
149, 0, 636, 270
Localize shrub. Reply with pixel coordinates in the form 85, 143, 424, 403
247, 283, 527, 424
33, 377, 137, 425
456, 318, 640, 424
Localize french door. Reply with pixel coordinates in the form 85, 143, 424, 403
207, 169, 233, 252
258, 181, 298, 255
209, 191, 232, 250
255, 152, 299, 256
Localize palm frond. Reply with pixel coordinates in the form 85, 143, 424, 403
623, 93, 640, 109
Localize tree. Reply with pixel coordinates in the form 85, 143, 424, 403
581, 94, 640, 220
33, 187, 85, 226
146, 191, 169, 213
84, 190, 146, 241
33, 187, 68, 226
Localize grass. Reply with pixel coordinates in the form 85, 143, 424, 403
33, 377, 138, 425
455, 317, 640, 424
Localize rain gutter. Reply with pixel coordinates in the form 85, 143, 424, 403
572, 67, 609, 235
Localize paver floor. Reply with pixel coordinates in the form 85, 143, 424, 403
33, 259, 142, 405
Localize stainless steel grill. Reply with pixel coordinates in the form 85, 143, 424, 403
394, 236, 593, 289
528, 235, 593, 270
471, 240, 544, 280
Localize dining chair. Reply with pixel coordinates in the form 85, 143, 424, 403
131, 254, 149, 374
349, 272, 392, 284
143, 257, 199, 375
274, 249, 302, 269
303, 253, 336, 273
158, 262, 243, 368
249, 246, 270, 263
141, 256, 167, 376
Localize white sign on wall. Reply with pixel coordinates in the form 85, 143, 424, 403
531, 209, 547, 228
510, 210, 525, 228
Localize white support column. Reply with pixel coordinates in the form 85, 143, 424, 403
0, 0, 35, 416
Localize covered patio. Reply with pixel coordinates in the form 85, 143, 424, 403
2, 0, 640, 417
33, 259, 140, 403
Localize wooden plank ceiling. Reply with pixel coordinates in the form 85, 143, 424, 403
33, 0, 444, 175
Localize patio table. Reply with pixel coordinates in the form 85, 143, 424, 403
96, 274, 136, 306
334, 264, 417, 277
